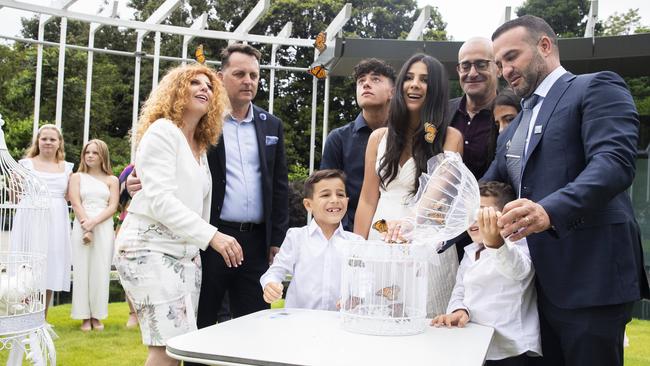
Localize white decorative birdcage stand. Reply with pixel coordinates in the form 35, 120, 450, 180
0, 114, 55, 365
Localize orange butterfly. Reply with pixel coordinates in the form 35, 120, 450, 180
313, 31, 327, 53
308, 64, 328, 80
375, 285, 401, 301
372, 219, 388, 234
195, 44, 206, 64
424, 122, 437, 143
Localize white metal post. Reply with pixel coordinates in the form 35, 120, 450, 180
153, 31, 161, 89
309, 76, 318, 174
54, 16, 67, 128
321, 75, 330, 153
269, 22, 292, 114
229, 0, 270, 44
33, 19, 45, 137
406, 6, 432, 41
131, 37, 142, 161
130, 0, 183, 161
83, 30, 95, 145
83, 1, 118, 145
182, 12, 208, 66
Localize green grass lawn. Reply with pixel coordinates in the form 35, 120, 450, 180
1, 302, 649, 365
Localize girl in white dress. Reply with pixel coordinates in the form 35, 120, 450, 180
69, 139, 119, 331
355, 54, 464, 317
115, 64, 242, 366
19, 124, 73, 319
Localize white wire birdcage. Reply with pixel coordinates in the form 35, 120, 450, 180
0, 114, 55, 365
408, 151, 480, 244
340, 240, 431, 336
340, 152, 480, 336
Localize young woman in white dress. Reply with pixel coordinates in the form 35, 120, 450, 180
354, 54, 464, 317
19, 124, 73, 319
69, 139, 119, 331
115, 64, 242, 366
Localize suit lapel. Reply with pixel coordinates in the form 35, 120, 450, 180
253, 106, 269, 176
216, 135, 226, 176
523, 72, 575, 166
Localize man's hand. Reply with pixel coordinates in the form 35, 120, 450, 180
497, 198, 551, 242
263, 282, 283, 304
431, 309, 470, 328
125, 169, 141, 197
268, 246, 280, 265
478, 207, 504, 249
209, 231, 244, 268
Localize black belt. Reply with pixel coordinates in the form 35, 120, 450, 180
217, 219, 263, 232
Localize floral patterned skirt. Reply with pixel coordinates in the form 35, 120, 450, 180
115, 216, 202, 346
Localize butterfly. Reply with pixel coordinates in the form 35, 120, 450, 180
375, 285, 400, 301
195, 44, 206, 64
372, 219, 388, 234
424, 122, 437, 143
308, 64, 328, 80
313, 31, 327, 53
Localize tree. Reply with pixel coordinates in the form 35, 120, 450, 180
600, 8, 642, 36
516, 0, 591, 37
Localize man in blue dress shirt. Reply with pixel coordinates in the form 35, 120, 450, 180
320, 59, 395, 231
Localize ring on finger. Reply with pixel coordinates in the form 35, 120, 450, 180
523, 216, 531, 225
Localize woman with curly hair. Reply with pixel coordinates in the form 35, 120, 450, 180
114, 64, 243, 366
354, 54, 464, 317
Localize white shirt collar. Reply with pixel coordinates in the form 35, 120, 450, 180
532, 65, 566, 99
307, 218, 344, 239
227, 102, 254, 123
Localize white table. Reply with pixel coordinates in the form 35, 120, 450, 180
166, 309, 494, 366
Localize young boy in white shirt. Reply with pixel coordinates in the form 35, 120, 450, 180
260, 169, 363, 310
432, 182, 541, 365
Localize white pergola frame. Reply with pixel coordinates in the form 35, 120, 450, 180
0, 0, 433, 173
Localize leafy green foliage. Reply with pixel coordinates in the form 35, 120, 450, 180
516, 0, 591, 38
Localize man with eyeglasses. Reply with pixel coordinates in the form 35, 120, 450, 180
321, 58, 395, 231
447, 37, 500, 180
444, 37, 500, 260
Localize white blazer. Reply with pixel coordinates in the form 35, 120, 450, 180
127, 119, 217, 250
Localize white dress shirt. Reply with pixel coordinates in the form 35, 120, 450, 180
447, 239, 541, 360
260, 220, 364, 311
524, 65, 567, 156
220, 103, 264, 223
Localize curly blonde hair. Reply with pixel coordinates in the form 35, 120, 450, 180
25, 124, 66, 161
78, 139, 112, 176
135, 64, 228, 151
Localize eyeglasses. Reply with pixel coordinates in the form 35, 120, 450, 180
456, 60, 492, 73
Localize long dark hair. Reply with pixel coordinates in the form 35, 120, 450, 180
379, 54, 450, 195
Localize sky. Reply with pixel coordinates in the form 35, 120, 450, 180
0, 0, 648, 41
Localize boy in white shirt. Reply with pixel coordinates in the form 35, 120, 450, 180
260, 169, 363, 310
432, 182, 541, 365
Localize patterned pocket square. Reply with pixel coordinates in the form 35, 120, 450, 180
265, 136, 279, 145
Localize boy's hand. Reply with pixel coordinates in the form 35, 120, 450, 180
263, 282, 284, 304
431, 309, 469, 328
478, 207, 504, 249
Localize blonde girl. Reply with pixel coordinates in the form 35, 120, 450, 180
68, 139, 119, 331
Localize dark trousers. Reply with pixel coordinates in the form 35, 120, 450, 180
484, 353, 531, 366
197, 224, 269, 328
531, 287, 633, 366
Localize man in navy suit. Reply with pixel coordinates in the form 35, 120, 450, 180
484, 15, 649, 366
195, 43, 289, 326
